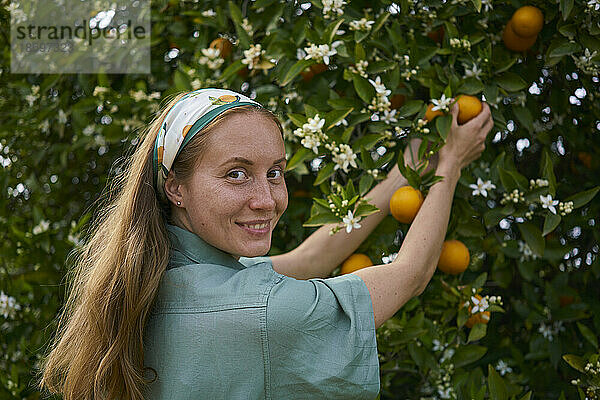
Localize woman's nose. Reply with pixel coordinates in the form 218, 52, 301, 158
248, 179, 276, 210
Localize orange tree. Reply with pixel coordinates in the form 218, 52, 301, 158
1, 0, 600, 398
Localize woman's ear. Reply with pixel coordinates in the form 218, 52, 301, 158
164, 170, 184, 207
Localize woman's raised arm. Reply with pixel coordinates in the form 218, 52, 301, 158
270, 137, 434, 280
353, 103, 494, 328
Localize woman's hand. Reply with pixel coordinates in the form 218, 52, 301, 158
437, 101, 494, 173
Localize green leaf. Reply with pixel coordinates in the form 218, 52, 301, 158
353, 75, 375, 103
173, 70, 191, 91
558, 24, 577, 40
354, 202, 380, 218
359, 174, 374, 196
562, 354, 587, 372
286, 147, 312, 171
366, 61, 397, 74
313, 162, 335, 186
468, 323, 487, 342
288, 113, 308, 128
354, 29, 371, 43
436, 114, 452, 141
495, 56, 518, 74
487, 365, 509, 400
542, 214, 561, 236
520, 392, 533, 400
325, 108, 353, 130
396, 100, 423, 118
323, 18, 344, 44
458, 78, 484, 95
513, 106, 533, 133
371, 12, 390, 35
355, 42, 366, 61
540, 149, 557, 195
220, 60, 246, 82
452, 345, 487, 368
576, 322, 598, 349
549, 41, 581, 58
303, 212, 340, 227
496, 73, 527, 92
472, 272, 488, 289
498, 168, 518, 191
354, 134, 384, 150
560, 0, 574, 20
565, 186, 600, 208
304, 104, 319, 119
517, 222, 545, 257
281, 59, 314, 86
227, 0, 243, 25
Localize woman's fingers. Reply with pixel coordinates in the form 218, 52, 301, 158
450, 102, 459, 129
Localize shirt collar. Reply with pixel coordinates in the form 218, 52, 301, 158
166, 223, 246, 270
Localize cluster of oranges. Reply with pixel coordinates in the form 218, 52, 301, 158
339, 189, 471, 277
502, 6, 544, 52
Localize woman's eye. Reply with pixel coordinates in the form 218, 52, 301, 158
268, 169, 283, 179
227, 170, 247, 180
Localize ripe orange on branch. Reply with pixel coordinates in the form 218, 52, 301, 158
340, 254, 373, 275
437, 240, 470, 275
209, 37, 233, 58
502, 6, 543, 52
464, 295, 491, 328
391, 83, 407, 109
456, 95, 483, 125
425, 104, 444, 122
427, 26, 445, 43
390, 186, 424, 224
502, 20, 538, 52
511, 6, 544, 37
301, 63, 328, 82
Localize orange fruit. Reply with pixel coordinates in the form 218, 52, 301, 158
427, 26, 445, 43
456, 95, 483, 125
511, 6, 544, 38
310, 63, 328, 75
502, 20, 537, 52
464, 295, 491, 328
391, 94, 406, 109
209, 37, 233, 58
237, 66, 249, 77
559, 295, 575, 307
437, 240, 470, 275
300, 68, 315, 82
389, 186, 424, 224
577, 152, 592, 169
391, 83, 407, 109
292, 189, 311, 198
425, 103, 444, 122
340, 253, 373, 275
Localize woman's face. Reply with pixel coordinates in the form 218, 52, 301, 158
173, 112, 288, 259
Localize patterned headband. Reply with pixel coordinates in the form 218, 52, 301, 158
152, 88, 262, 203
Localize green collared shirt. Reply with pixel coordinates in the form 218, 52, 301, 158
143, 223, 379, 399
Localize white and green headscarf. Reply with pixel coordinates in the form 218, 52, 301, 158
152, 88, 262, 203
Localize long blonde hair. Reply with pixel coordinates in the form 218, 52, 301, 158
36, 91, 283, 400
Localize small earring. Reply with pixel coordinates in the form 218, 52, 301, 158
177, 201, 181, 206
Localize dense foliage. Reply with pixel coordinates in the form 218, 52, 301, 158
1, 0, 600, 398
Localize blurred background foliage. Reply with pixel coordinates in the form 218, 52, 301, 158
1, 0, 600, 398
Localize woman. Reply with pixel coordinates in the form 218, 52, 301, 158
38, 88, 493, 400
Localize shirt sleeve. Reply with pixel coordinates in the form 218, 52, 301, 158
266, 271, 380, 400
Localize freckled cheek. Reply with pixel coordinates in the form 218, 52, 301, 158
275, 187, 289, 216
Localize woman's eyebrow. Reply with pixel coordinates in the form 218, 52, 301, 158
219, 156, 287, 167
